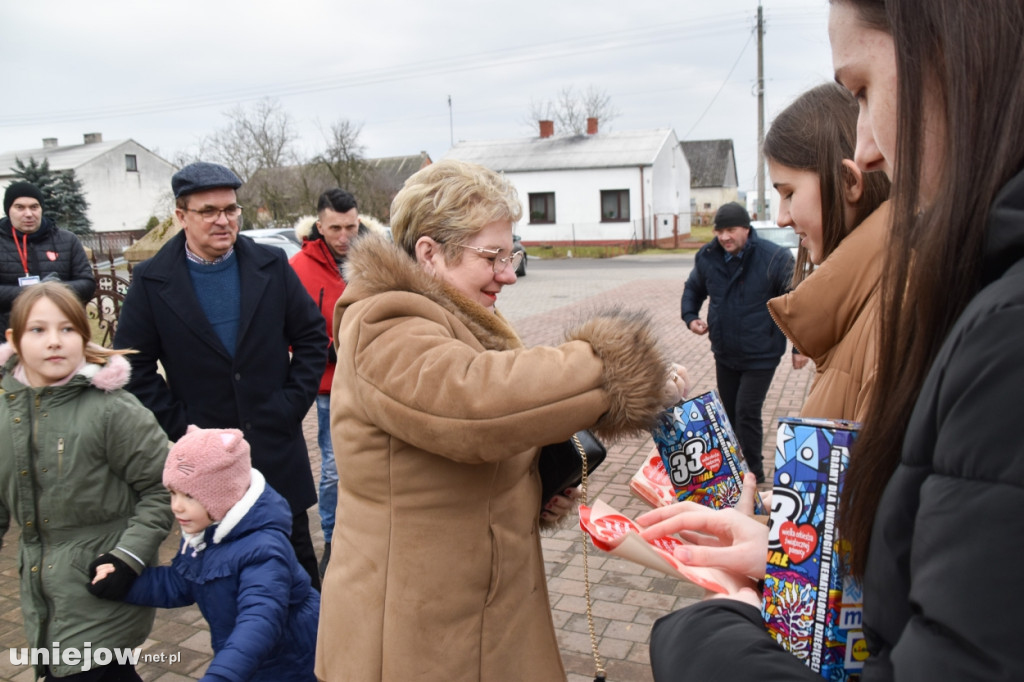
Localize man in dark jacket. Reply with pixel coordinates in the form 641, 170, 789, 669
0, 181, 95, 328
114, 162, 328, 588
681, 202, 793, 482
288, 188, 360, 576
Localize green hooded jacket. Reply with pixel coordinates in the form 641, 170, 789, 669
0, 344, 172, 678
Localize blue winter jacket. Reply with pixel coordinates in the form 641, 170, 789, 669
125, 470, 319, 682
680, 229, 794, 370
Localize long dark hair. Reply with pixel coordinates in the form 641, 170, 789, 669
836, 0, 1024, 576
764, 82, 890, 285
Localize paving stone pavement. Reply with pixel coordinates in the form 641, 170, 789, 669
0, 254, 813, 681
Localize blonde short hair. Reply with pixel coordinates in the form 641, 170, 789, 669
390, 160, 522, 262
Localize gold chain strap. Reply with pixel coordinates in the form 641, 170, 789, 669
573, 433, 607, 682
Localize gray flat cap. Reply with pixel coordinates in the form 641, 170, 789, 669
172, 162, 242, 198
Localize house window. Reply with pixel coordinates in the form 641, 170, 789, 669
125, 154, 138, 172
600, 189, 630, 222
528, 192, 555, 223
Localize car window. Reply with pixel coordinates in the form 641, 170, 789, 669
754, 227, 800, 248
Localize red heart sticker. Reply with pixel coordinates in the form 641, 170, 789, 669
700, 448, 723, 473
779, 520, 819, 564
46, 251, 58, 261
644, 455, 671, 486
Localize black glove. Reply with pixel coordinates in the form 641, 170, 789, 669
85, 553, 138, 600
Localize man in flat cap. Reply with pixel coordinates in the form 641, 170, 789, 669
115, 161, 328, 588
680, 202, 794, 483
0, 181, 95, 329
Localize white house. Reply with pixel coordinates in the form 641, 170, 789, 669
0, 133, 177, 233
444, 120, 691, 246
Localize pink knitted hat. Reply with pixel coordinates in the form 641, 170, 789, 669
163, 426, 251, 522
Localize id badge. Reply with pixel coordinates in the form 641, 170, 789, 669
18, 275, 41, 287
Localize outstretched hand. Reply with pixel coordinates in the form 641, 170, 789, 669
636, 474, 769, 582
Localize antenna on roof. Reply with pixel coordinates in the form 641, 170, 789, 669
448, 95, 454, 148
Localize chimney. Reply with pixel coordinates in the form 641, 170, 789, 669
586, 117, 598, 135
83, 132, 103, 144
43, 138, 58, 148
539, 120, 554, 139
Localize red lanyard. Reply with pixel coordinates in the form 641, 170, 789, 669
11, 226, 29, 276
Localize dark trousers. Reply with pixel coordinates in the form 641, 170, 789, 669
715, 363, 777, 480
291, 509, 321, 592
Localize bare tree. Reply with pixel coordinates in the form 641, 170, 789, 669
524, 85, 620, 136
202, 98, 298, 224
314, 119, 367, 190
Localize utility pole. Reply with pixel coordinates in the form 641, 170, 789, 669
756, 2, 766, 220
448, 95, 454, 147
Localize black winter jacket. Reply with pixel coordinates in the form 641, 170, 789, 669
680, 229, 793, 370
0, 216, 95, 328
650, 168, 1024, 681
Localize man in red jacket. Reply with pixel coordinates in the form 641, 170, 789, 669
289, 188, 360, 575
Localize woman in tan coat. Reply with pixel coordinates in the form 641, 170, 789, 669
764, 83, 891, 422
316, 160, 685, 681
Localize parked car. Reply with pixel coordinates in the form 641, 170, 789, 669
513, 234, 527, 277
241, 227, 301, 245
752, 223, 799, 261
245, 233, 301, 260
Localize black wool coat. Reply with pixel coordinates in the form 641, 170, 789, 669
114, 230, 327, 512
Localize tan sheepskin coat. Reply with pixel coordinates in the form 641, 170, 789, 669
767, 201, 890, 422
315, 237, 669, 681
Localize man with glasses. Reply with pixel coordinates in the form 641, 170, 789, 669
115, 162, 327, 588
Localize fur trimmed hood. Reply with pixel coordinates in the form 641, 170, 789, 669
0, 342, 132, 392
337, 234, 523, 352
293, 213, 389, 242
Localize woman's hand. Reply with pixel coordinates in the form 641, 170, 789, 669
541, 486, 582, 524
663, 363, 691, 406
636, 475, 769, 581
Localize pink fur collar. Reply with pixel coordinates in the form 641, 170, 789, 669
0, 342, 132, 392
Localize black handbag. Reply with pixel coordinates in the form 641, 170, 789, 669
538, 430, 607, 510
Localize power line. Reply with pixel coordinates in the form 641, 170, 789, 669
681, 27, 756, 140
0, 10, 811, 128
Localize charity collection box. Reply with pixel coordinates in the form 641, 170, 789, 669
762, 417, 866, 680
650, 390, 764, 514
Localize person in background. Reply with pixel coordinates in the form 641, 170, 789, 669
1, 282, 171, 681
765, 82, 891, 422
316, 159, 688, 681
0, 181, 95, 330
91, 426, 319, 682
681, 201, 794, 482
113, 161, 327, 590
289, 188, 361, 576
640, 0, 1024, 678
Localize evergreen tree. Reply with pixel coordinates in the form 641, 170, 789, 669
10, 157, 92, 234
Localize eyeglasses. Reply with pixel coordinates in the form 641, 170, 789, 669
458, 244, 524, 275
184, 204, 243, 222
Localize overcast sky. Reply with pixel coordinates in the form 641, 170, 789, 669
0, 0, 834, 197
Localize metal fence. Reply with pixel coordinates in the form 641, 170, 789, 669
86, 257, 133, 347
79, 230, 147, 263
